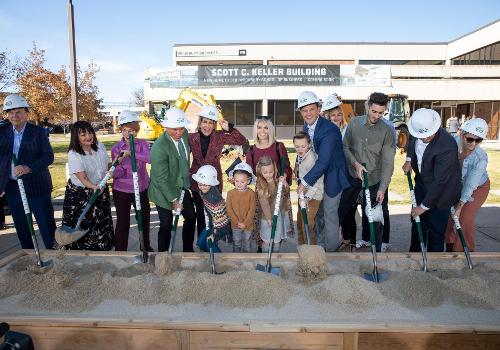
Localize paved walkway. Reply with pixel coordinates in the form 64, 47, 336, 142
1, 199, 499, 260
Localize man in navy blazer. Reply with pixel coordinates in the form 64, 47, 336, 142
0, 94, 56, 249
297, 91, 350, 252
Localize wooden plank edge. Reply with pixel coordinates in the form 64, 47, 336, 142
0, 250, 26, 268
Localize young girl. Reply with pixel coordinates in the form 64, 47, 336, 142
192, 165, 232, 251
226, 163, 256, 252
253, 156, 294, 253
111, 110, 152, 251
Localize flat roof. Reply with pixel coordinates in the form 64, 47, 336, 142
174, 19, 499, 48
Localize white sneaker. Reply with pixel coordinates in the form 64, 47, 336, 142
381, 243, 390, 253
355, 240, 371, 248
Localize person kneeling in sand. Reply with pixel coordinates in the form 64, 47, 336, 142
192, 165, 232, 252
226, 163, 257, 252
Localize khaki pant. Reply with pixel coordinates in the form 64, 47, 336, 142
296, 199, 321, 245
445, 179, 490, 252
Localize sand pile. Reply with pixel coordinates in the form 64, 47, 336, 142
154, 253, 181, 276
296, 245, 327, 281
0, 254, 499, 318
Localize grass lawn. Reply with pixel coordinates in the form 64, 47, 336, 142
48, 135, 500, 204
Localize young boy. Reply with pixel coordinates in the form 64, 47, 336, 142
192, 165, 232, 252
293, 131, 324, 245
226, 163, 257, 252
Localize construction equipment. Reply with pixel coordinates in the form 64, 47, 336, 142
138, 88, 224, 143
385, 94, 411, 150
450, 207, 473, 270
362, 165, 388, 283
12, 155, 52, 271
406, 172, 428, 272
55, 152, 123, 246
256, 158, 286, 276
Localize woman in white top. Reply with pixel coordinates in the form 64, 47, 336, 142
60, 121, 114, 250
445, 118, 490, 252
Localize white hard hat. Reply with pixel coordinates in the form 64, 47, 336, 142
192, 165, 219, 186
408, 108, 441, 139
297, 91, 320, 109
118, 110, 140, 126
3, 94, 30, 112
197, 105, 219, 122
366, 203, 384, 225
161, 107, 187, 128
229, 162, 256, 184
320, 94, 342, 112
460, 117, 488, 139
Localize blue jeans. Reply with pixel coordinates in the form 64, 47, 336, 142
4, 180, 56, 249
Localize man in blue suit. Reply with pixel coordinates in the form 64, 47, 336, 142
0, 94, 56, 249
297, 91, 350, 252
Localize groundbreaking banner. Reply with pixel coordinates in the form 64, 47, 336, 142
147, 65, 390, 88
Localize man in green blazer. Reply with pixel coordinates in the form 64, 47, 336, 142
149, 107, 196, 252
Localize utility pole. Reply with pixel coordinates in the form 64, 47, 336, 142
68, 0, 79, 122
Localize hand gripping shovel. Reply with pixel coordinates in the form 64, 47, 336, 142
406, 172, 429, 272
450, 207, 473, 270
299, 193, 312, 245
168, 190, 186, 255
256, 158, 286, 276
55, 152, 124, 246
362, 166, 388, 283
12, 154, 52, 270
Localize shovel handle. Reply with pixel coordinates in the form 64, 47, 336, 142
406, 171, 428, 271
362, 164, 376, 246
450, 207, 473, 269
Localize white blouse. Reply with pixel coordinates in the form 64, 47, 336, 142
68, 142, 110, 187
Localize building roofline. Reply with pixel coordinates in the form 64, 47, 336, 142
173, 42, 448, 47
173, 19, 499, 48
449, 18, 499, 43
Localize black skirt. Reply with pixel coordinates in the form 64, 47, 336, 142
61, 179, 114, 251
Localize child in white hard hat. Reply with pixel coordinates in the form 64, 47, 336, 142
192, 165, 232, 252
226, 163, 256, 252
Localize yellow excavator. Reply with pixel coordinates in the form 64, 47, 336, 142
137, 88, 223, 142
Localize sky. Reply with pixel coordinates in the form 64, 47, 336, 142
1, 0, 499, 103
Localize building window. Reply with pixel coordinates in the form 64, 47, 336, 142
219, 100, 261, 126
359, 60, 444, 65
452, 41, 500, 65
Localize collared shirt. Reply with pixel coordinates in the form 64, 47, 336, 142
343, 115, 395, 192
170, 135, 189, 189
305, 116, 320, 151
11, 123, 27, 180
415, 138, 429, 173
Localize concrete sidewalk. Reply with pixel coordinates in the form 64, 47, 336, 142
1, 201, 499, 260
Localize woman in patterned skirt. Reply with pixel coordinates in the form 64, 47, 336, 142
60, 121, 114, 250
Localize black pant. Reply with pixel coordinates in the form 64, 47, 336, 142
362, 189, 390, 244
192, 190, 206, 236
409, 175, 449, 252
156, 189, 196, 252
338, 176, 383, 251
0, 195, 5, 224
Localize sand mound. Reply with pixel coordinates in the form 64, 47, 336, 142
155, 253, 181, 276
296, 245, 327, 281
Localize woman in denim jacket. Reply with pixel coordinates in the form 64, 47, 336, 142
445, 118, 490, 252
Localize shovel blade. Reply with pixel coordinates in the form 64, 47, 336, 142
256, 263, 281, 276
55, 226, 88, 246
131, 252, 154, 265
363, 271, 389, 283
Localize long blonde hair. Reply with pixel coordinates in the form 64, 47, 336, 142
252, 118, 276, 146
255, 155, 278, 198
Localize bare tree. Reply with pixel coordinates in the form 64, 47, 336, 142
0, 50, 18, 92
131, 87, 144, 107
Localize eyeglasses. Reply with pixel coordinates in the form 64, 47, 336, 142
465, 136, 483, 144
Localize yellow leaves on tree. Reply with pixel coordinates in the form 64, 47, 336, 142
16, 42, 103, 125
